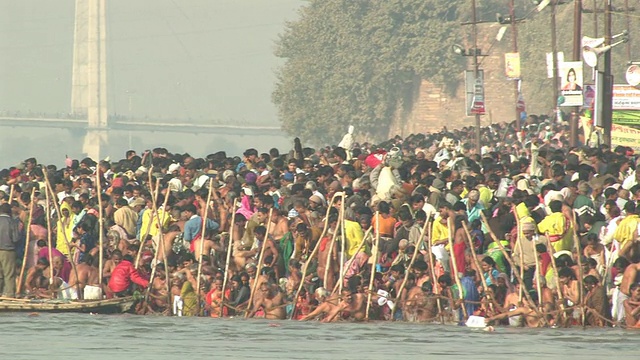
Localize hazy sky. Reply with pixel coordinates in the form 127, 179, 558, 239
0, 0, 302, 165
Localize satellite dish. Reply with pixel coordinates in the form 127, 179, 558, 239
626, 65, 640, 86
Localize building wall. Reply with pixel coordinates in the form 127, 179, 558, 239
390, 24, 522, 137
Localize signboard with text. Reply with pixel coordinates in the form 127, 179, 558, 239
465, 70, 485, 116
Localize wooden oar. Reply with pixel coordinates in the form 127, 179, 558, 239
244, 208, 273, 318
196, 178, 214, 315
447, 217, 468, 320
219, 199, 238, 317
364, 211, 380, 320
289, 194, 337, 320
16, 188, 36, 296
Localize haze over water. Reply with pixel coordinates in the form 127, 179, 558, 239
0, 1, 302, 165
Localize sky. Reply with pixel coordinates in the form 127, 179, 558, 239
0, 0, 303, 166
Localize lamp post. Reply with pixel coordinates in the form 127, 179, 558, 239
602, 0, 613, 145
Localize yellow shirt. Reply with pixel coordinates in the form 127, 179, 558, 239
613, 214, 639, 246
344, 220, 369, 257
431, 219, 450, 251
537, 212, 573, 252
140, 207, 170, 239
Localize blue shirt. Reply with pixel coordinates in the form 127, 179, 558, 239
183, 215, 220, 241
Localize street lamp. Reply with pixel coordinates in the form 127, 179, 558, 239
452, 44, 485, 155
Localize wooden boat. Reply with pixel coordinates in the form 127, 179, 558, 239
0, 296, 136, 314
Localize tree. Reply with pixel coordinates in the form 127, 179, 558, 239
273, 0, 466, 145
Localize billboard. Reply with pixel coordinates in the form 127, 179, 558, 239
559, 61, 583, 106
504, 52, 521, 80
613, 85, 640, 110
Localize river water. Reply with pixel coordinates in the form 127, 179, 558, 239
0, 313, 637, 359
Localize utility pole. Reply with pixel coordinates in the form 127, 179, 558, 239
602, 0, 613, 145
570, 0, 582, 147
509, 0, 520, 130
472, 0, 481, 154
551, 1, 560, 116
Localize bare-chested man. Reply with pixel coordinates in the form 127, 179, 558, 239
300, 287, 339, 321
68, 254, 100, 299
249, 283, 285, 320
317, 214, 339, 290
621, 262, 640, 297
103, 249, 123, 281
25, 258, 50, 297
193, 231, 222, 263
623, 283, 640, 328
269, 209, 289, 241
404, 281, 438, 322
255, 226, 279, 273
485, 298, 545, 328
322, 287, 367, 322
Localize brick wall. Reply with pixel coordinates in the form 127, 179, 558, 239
390, 24, 521, 137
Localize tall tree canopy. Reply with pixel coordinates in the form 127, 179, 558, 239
273, 0, 466, 145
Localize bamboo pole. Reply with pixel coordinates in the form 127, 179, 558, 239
219, 198, 238, 317
96, 169, 104, 286
365, 211, 380, 320
196, 179, 214, 315
8, 184, 14, 204
571, 212, 585, 326
339, 194, 346, 294
16, 188, 36, 296
44, 179, 55, 291
425, 218, 444, 324
245, 208, 274, 318
462, 222, 493, 314
323, 193, 344, 288
480, 213, 546, 319
513, 207, 525, 304
145, 186, 171, 306
136, 177, 159, 268
289, 194, 337, 320
331, 227, 372, 295
447, 217, 468, 320
41, 174, 81, 298
532, 231, 544, 318
390, 213, 431, 319
544, 232, 566, 324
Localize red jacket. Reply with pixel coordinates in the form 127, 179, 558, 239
108, 260, 149, 293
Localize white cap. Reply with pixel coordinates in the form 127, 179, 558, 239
168, 163, 181, 173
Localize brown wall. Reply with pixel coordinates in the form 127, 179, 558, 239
390, 24, 522, 137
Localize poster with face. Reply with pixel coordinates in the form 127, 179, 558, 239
560, 61, 583, 106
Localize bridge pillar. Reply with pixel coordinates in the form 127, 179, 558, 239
82, 129, 108, 162
72, 0, 108, 160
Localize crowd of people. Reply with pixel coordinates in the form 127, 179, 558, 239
0, 114, 640, 328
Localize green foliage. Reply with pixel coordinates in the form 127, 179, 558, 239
274, 0, 640, 144
273, 0, 466, 145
